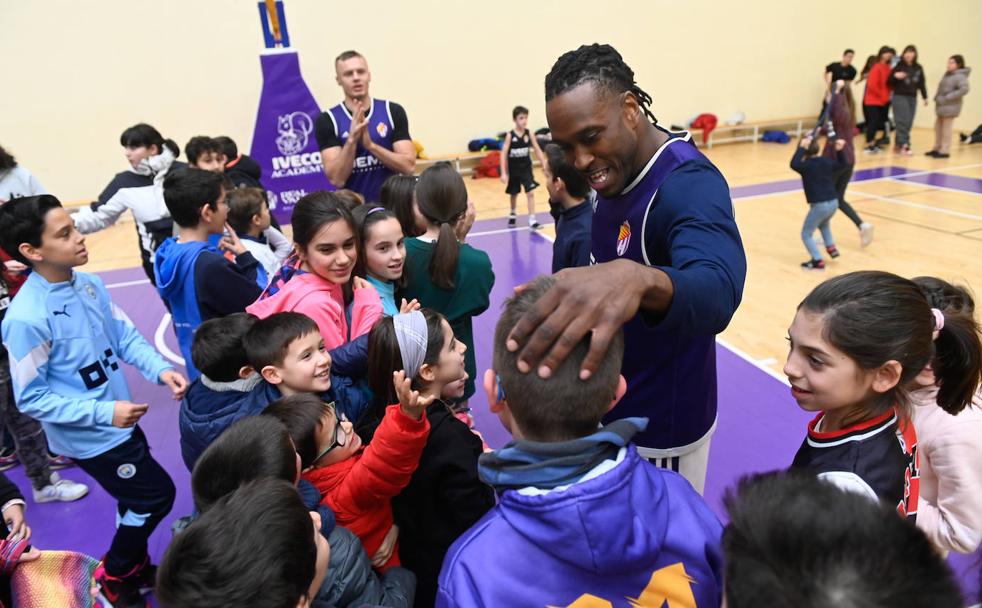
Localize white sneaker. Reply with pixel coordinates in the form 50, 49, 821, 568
860, 222, 874, 248
32, 472, 89, 503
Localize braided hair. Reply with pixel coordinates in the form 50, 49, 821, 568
544, 44, 658, 124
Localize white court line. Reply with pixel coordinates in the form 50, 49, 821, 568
732, 162, 982, 202
888, 176, 982, 197
106, 278, 150, 289
467, 224, 554, 238
848, 189, 982, 221
154, 313, 185, 366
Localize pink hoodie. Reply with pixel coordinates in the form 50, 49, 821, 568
911, 385, 982, 555
246, 272, 383, 349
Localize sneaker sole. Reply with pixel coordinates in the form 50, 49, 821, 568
33, 486, 89, 503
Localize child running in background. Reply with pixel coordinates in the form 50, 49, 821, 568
402, 163, 494, 404
366, 310, 493, 607
790, 135, 847, 270
822, 80, 874, 247
351, 205, 418, 317
247, 191, 382, 353
500, 106, 546, 229
784, 270, 977, 518
908, 276, 982, 555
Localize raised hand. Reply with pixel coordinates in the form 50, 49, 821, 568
393, 370, 434, 421
219, 223, 248, 256
399, 298, 420, 314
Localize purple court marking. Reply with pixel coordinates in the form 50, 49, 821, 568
894, 171, 982, 195
11, 177, 980, 601
730, 165, 914, 199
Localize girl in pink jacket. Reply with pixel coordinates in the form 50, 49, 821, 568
910, 276, 982, 555
248, 192, 382, 350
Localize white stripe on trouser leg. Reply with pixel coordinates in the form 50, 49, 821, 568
116, 510, 151, 528
639, 439, 712, 495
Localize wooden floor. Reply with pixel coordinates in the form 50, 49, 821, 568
81, 127, 982, 374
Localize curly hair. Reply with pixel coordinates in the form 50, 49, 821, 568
544, 43, 657, 124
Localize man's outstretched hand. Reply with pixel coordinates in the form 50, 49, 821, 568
506, 260, 664, 380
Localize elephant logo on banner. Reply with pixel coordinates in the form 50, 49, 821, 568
276, 111, 314, 155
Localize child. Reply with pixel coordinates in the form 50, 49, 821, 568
267, 370, 431, 571
243, 312, 369, 422
154, 168, 264, 379
784, 270, 974, 518
200, 415, 416, 607
367, 310, 493, 608
722, 471, 962, 608
438, 275, 723, 607
178, 313, 263, 471
352, 205, 418, 316
73, 125, 181, 286
500, 105, 545, 229
863, 48, 894, 153
888, 44, 928, 156
542, 143, 592, 272
184, 136, 225, 172
226, 187, 290, 284
909, 276, 982, 555
0, 143, 46, 201
0, 269, 89, 503
822, 80, 874, 248
0, 469, 41, 606
402, 163, 494, 402
380, 174, 420, 238
0, 195, 188, 607
157, 478, 331, 608
213, 135, 264, 189
335, 189, 366, 211
247, 191, 383, 352
790, 135, 847, 270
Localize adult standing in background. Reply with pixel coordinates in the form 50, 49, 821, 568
928, 55, 971, 159
315, 50, 416, 204
889, 45, 928, 156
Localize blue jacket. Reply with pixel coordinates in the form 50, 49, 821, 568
549, 199, 593, 273
179, 373, 371, 471
1, 271, 172, 459
154, 237, 262, 380
437, 447, 724, 608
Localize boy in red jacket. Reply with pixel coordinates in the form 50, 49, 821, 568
290, 371, 430, 570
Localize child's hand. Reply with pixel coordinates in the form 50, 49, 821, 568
455, 200, 477, 243
219, 223, 248, 256
499, 173, 508, 184
393, 370, 434, 421
3, 260, 27, 276
3, 504, 30, 543
399, 298, 420, 314
160, 370, 188, 400
352, 276, 371, 290
800, 136, 813, 149
112, 401, 149, 428
894, 71, 907, 79
371, 524, 399, 568
835, 138, 846, 151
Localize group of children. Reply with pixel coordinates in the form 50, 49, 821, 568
0, 115, 980, 608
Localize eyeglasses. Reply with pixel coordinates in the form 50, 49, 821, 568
312, 411, 348, 464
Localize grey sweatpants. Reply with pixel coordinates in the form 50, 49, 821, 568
893, 94, 917, 147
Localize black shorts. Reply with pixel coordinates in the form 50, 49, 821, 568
506, 167, 539, 195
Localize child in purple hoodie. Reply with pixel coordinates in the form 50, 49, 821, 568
437, 276, 723, 608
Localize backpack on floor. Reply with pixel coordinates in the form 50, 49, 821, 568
761, 130, 791, 144
472, 151, 501, 179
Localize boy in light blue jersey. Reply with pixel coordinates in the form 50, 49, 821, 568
0, 195, 188, 608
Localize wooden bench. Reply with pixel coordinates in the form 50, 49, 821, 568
415, 150, 543, 176
689, 116, 816, 148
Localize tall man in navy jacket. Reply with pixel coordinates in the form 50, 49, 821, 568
507, 44, 746, 493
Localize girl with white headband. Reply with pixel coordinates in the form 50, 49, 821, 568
908, 276, 982, 556
784, 271, 975, 517
364, 309, 493, 607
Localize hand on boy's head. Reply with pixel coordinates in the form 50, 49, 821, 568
218, 223, 248, 256
393, 370, 434, 421
160, 369, 189, 399
506, 262, 643, 380
112, 401, 149, 428
399, 298, 420, 314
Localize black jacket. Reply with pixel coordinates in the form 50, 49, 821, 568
225, 154, 264, 189
890, 62, 928, 99
392, 403, 494, 608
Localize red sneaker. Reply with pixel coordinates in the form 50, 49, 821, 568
93, 558, 151, 608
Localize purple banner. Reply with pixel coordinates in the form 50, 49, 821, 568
249, 50, 332, 224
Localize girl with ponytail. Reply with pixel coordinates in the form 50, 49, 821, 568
402, 162, 494, 402
908, 276, 982, 555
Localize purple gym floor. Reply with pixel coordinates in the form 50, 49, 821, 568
9, 166, 981, 603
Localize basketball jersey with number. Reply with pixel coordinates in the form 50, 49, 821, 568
326, 98, 398, 203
